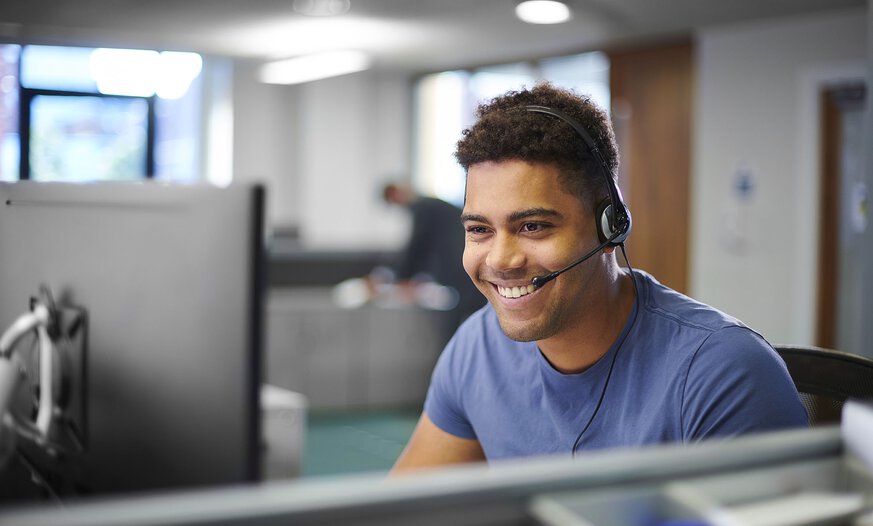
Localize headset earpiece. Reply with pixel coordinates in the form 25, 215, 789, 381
596, 199, 613, 244
524, 105, 632, 247
596, 199, 632, 246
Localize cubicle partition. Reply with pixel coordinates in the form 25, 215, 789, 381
265, 287, 452, 410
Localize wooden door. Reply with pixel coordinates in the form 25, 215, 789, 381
608, 41, 693, 293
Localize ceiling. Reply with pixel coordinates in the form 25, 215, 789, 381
0, 0, 865, 74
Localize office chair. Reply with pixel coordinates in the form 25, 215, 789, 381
774, 344, 873, 425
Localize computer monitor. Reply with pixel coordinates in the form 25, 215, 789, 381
0, 181, 265, 501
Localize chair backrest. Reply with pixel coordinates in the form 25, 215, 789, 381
774, 344, 873, 425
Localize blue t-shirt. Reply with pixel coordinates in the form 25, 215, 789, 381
424, 270, 808, 461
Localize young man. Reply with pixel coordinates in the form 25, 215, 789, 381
392, 83, 807, 472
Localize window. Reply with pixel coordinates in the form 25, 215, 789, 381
27, 93, 150, 182
0, 45, 20, 182
0, 44, 204, 183
414, 51, 610, 206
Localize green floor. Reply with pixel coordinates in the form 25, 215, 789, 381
301, 408, 420, 478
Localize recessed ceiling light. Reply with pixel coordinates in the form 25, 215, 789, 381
259, 50, 372, 85
293, 0, 351, 17
515, 0, 572, 25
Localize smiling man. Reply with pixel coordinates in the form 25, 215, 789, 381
391, 83, 807, 472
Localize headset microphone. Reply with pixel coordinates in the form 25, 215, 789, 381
530, 232, 618, 289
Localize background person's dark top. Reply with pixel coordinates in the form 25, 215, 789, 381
397, 196, 485, 324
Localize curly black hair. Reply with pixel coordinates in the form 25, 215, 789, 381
454, 82, 618, 210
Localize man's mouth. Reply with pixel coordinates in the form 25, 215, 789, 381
496, 284, 537, 299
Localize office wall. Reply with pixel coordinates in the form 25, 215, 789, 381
691, 7, 867, 345
232, 59, 302, 230
232, 63, 412, 250
228, 6, 867, 345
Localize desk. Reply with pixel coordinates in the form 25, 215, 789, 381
2, 427, 871, 526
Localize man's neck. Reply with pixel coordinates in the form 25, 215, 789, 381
537, 269, 636, 374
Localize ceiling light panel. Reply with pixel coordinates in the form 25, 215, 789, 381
515, 0, 572, 24
292, 0, 351, 17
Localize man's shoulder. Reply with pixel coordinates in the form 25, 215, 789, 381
635, 270, 747, 334
630, 269, 775, 368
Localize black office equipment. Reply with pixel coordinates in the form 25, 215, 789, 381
0, 181, 265, 501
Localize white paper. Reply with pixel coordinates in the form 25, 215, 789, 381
842, 399, 873, 471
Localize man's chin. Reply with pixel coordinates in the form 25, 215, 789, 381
494, 316, 543, 343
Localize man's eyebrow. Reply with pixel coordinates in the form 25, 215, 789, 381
460, 208, 562, 224
460, 213, 487, 224
508, 208, 561, 222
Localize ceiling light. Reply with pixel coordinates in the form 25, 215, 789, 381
515, 0, 572, 25
259, 50, 372, 85
293, 0, 351, 16
224, 18, 422, 58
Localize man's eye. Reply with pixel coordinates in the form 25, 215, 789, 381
522, 223, 542, 232
466, 225, 489, 235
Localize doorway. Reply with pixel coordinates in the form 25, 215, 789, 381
816, 84, 867, 354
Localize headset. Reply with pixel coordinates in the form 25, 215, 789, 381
522, 104, 639, 456
525, 104, 632, 244
524, 105, 633, 289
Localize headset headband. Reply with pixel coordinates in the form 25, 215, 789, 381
524, 105, 631, 240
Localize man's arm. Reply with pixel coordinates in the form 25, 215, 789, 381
391, 412, 486, 475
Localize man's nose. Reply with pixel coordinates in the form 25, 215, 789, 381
485, 233, 525, 271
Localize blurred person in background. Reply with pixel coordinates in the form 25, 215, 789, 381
376, 182, 485, 327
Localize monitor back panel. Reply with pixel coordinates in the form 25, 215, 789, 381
0, 181, 264, 496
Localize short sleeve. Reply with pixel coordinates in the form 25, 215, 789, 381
681, 326, 809, 440
423, 334, 478, 440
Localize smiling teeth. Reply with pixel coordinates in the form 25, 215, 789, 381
497, 284, 536, 299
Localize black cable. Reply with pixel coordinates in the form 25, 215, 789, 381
571, 243, 640, 457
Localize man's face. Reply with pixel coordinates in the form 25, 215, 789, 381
462, 160, 603, 342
